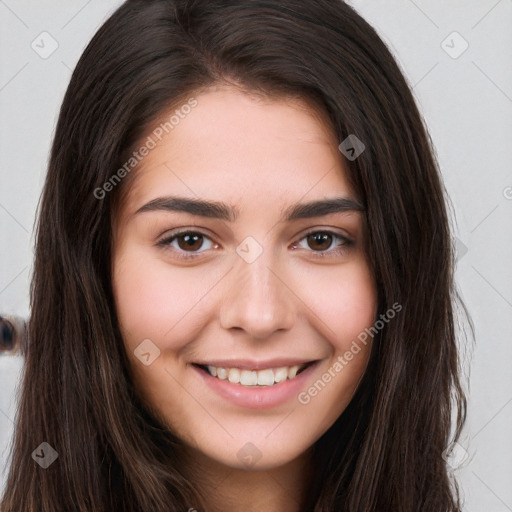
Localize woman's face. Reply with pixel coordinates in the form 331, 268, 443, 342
112, 84, 377, 471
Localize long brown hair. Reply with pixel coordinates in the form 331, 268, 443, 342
1, 1, 472, 510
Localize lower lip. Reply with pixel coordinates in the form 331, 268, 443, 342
192, 362, 320, 409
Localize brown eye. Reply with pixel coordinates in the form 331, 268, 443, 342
176, 232, 204, 252
293, 230, 354, 259
157, 230, 217, 260
306, 232, 333, 251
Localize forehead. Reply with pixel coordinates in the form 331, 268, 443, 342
118, 85, 356, 219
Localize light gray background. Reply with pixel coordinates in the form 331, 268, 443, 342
1, 1, 511, 510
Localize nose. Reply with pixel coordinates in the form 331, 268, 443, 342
218, 248, 296, 339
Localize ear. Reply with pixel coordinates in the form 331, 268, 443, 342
0, 315, 27, 356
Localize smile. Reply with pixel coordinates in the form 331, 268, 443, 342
195, 362, 314, 387
191, 359, 321, 409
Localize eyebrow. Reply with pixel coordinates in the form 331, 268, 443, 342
135, 195, 365, 222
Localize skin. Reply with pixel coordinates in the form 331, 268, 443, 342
112, 84, 378, 512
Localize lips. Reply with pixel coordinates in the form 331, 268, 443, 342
191, 359, 321, 409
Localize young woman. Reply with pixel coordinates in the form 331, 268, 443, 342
1, 1, 471, 510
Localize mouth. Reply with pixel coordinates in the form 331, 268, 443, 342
191, 359, 322, 409
192, 360, 317, 387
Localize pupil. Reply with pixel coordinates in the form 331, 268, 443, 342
308, 233, 331, 251
179, 233, 202, 251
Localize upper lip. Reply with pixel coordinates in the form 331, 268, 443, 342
192, 358, 318, 370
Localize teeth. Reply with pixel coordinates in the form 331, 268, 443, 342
257, 369, 274, 386
274, 367, 288, 383
240, 370, 258, 386
288, 365, 300, 378
204, 363, 307, 386
228, 368, 240, 383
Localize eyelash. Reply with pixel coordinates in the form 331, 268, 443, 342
156, 228, 355, 261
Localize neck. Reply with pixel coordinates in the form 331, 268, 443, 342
183, 445, 315, 512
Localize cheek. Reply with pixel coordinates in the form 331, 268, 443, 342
302, 259, 377, 349
294, 264, 376, 428
297, 260, 376, 396
112, 248, 216, 352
